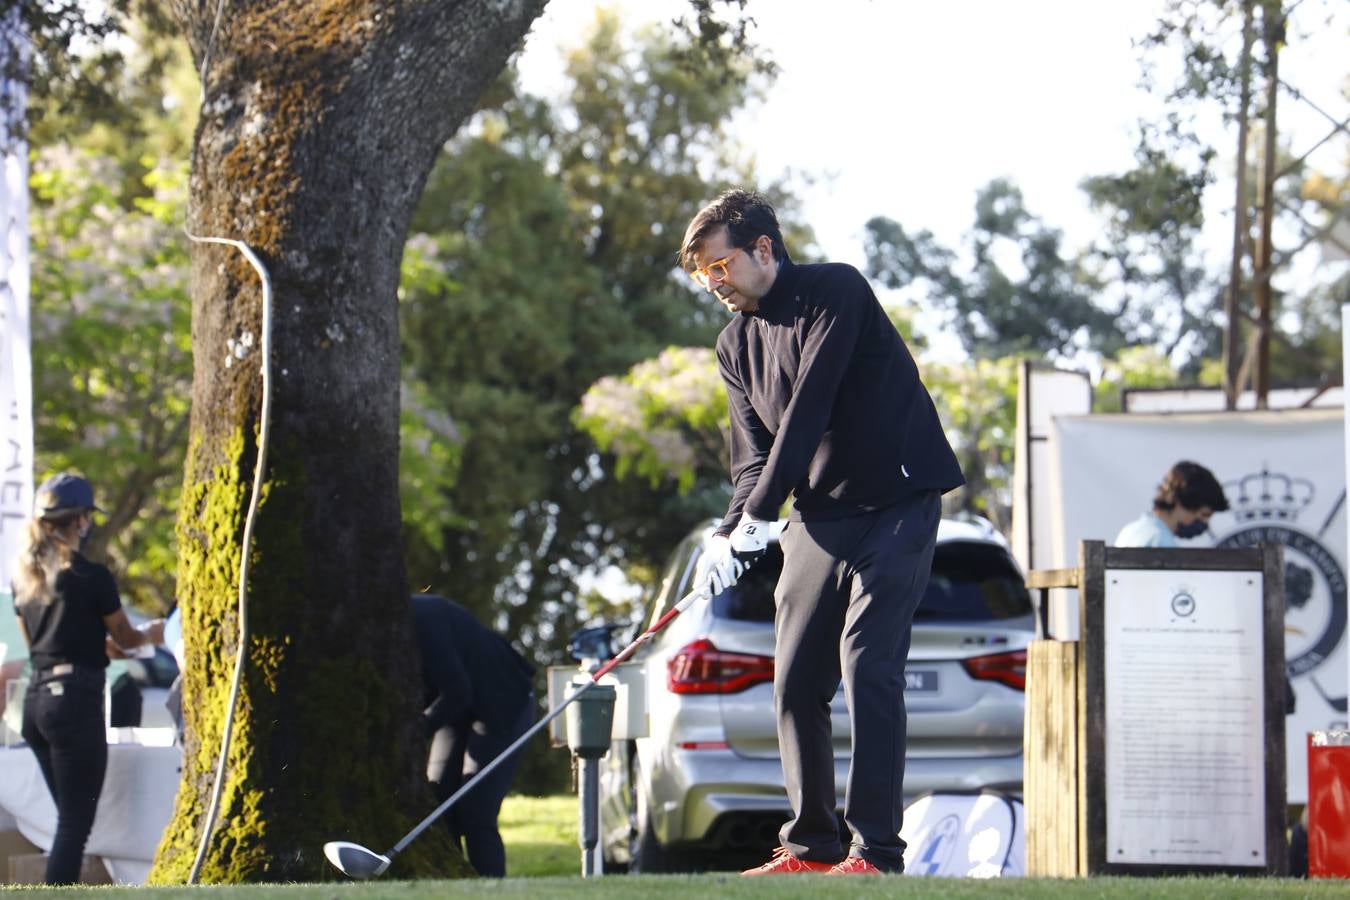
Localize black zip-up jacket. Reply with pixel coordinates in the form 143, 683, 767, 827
715, 257, 964, 535
413, 593, 535, 738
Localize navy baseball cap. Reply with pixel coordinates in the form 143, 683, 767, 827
34, 473, 102, 517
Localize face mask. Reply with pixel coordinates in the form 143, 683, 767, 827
1175, 519, 1208, 540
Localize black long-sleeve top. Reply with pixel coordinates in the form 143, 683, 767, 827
714, 257, 964, 535
412, 594, 535, 738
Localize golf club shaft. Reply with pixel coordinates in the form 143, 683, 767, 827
387, 586, 707, 859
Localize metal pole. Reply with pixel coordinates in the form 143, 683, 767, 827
578, 757, 601, 876
1223, 0, 1255, 410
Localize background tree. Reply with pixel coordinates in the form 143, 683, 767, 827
142, 0, 557, 882
864, 179, 1120, 360
575, 345, 728, 495
16, 7, 199, 613
1083, 0, 1347, 380
1079, 136, 1219, 369
397, 12, 811, 663
148, 0, 767, 882
28, 147, 190, 610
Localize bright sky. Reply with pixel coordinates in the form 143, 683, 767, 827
518, 0, 1347, 286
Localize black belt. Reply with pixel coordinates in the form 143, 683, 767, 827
32, 663, 106, 688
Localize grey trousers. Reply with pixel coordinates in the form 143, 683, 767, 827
774, 490, 941, 872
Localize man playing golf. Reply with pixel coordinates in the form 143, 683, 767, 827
681, 189, 964, 875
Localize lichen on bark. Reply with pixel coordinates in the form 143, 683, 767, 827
151, 426, 466, 882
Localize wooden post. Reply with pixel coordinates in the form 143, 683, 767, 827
1024, 639, 1081, 876
1023, 564, 1085, 876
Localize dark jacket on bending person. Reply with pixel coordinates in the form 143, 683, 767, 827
412, 594, 535, 739
714, 257, 964, 535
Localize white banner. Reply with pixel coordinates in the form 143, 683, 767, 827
0, 12, 31, 596
1048, 408, 1347, 803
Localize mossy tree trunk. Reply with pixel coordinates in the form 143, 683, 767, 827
149, 0, 548, 883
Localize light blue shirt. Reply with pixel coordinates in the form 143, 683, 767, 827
1113, 512, 1178, 548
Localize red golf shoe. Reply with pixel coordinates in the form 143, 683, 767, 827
827, 855, 885, 875
740, 846, 837, 875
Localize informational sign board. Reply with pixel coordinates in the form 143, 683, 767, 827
1104, 568, 1266, 866
1078, 543, 1286, 876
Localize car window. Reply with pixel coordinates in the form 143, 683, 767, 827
917, 541, 1032, 622
648, 532, 703, 628
707, 538, 1030, 624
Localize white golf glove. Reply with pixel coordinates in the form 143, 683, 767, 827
729, 514, 771, 560
695, 534, 744, 598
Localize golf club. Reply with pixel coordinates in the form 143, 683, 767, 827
324, 579, 721, 878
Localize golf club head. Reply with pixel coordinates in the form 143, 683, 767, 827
323, 841, 391, 879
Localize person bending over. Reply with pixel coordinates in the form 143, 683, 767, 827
412, 593, 535, 877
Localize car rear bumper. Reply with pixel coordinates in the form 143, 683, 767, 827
656, 748, 1024, 847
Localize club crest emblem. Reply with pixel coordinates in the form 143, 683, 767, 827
1215, 468, 1346, 680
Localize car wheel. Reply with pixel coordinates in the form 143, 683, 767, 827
628, 768, 692, 873
631, 810, 684, 873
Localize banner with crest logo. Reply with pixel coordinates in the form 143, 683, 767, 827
1046, 408, 1346, 804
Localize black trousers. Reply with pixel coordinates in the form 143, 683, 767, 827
21, 667, 108, 885
774, 491, 941, 873
427, 695, 534, 877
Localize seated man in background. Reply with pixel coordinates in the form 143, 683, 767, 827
412, 593, 536, 878
1114, 460, 1230, 548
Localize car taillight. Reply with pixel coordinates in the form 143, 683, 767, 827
961, 649, 1027, 691
667, 638, 775, 695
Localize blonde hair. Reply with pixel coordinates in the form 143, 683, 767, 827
12, 506, 84, 607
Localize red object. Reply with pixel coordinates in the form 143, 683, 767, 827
1308, 730, 1350, 878
826, 856, 884, 875
960, 649, 1028, 691
667, 638, 775, 694
741, 847, 836, 875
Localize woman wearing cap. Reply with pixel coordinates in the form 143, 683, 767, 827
10, 473, 163, 885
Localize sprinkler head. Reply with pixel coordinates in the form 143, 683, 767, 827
323, 841, 392, 879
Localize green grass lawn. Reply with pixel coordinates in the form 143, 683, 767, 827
500, 794, 580, 878
2, 796, 1342, 896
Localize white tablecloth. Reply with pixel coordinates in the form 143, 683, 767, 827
0, 741, 181, 883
